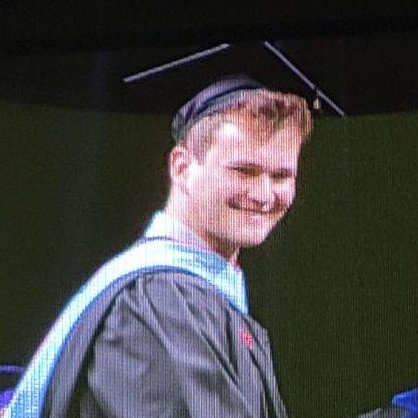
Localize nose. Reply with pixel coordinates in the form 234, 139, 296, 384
247, 174, 276, 208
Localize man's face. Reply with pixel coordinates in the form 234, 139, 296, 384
183, 118, 304, 253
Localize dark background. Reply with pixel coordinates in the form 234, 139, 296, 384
1, 3, 418, 418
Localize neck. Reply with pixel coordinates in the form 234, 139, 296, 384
198, 230, 241, 267
164, 198, 241, 267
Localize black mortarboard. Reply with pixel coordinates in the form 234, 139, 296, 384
171, 74, 267, 142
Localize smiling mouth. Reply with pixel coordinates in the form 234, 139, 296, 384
229, 202, 288, 217
241, 208, 269, 215
231, 205, 271, 216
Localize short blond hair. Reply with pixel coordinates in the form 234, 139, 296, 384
178, 88, 312, 163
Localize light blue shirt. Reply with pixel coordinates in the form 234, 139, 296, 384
143, 209, 249, 314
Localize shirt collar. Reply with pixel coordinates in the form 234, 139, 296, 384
142, 210, 249, 314
142, 209, 212, 253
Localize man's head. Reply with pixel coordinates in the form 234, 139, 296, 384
165, 76, 312, 261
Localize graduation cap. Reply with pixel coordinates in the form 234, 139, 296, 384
122, 41, 346, 124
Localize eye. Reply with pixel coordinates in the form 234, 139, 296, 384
234, 167, 259, 177
272, 170, 295, 181
272, 173, 286, 180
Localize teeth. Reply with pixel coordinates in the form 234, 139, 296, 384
242, 209, 267, 214
230, 204, 270, 214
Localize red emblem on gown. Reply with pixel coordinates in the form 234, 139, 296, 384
239, 328, 254, 349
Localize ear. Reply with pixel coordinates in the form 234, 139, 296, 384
168, 145, 195, 194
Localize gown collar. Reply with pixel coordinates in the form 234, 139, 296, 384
142, 210, 249, 314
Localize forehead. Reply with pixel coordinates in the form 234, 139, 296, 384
208, 120, 303, 166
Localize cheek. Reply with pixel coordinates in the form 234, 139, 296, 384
192, 170, 246, 210
279, 181, 297, 203
206, 175, 237, 197
191, 175, 227, 205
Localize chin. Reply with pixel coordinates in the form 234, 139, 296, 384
239, 241, 264, 249
236, 234, 269, 248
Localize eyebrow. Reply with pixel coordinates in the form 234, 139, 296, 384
228, 161, 296, 177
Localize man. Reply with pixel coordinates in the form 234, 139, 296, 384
4, 75, 312, 418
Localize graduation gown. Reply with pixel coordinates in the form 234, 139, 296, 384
48, 269, 287, 417
5, 233, 287, 418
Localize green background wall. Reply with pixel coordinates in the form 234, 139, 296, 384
1, 101, 417, 418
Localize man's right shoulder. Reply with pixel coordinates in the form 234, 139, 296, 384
122, 269, 231, 312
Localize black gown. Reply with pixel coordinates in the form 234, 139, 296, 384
44, 270, 288, 418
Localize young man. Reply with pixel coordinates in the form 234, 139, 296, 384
4, 75, 312, 417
